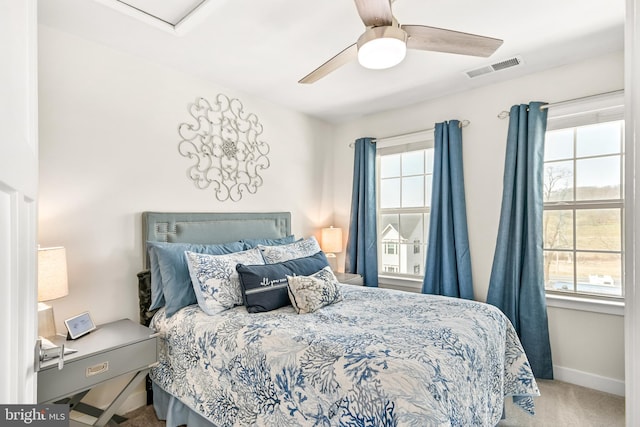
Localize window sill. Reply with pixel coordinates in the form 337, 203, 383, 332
378, 275, 422, 293
378, 276, 625, 316
545, 293, 624, 316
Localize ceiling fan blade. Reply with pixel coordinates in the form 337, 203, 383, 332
353, 0, 393, 27
402, 25, 503, 57
298, 43, 358, 84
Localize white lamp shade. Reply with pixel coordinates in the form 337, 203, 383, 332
38, 247, 69, 302
358, 37, 407, 70
321, 227, 343, 254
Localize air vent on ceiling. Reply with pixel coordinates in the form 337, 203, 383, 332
465, 55, 523, 79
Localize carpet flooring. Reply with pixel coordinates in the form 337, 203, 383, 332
121, 380, 625, 426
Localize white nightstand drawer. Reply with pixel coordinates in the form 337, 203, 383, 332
38, 336, 156, 403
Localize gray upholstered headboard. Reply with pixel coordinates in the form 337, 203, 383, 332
137, 211, 291, 327
141, 211, 292, 268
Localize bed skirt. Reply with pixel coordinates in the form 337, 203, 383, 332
152, 382, 214, 427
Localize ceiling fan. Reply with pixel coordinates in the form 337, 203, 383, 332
299, 0, 503, 84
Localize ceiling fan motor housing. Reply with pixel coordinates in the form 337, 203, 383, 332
357, 25, 408, 69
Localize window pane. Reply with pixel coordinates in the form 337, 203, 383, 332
543, 116, 625, 300
543, 210, 573, 250
380, 178, 400, 208
544, 250, 574, 292
380, 214, 399, 242
425, 175, 433, 207
544, 161, 573, 202
425, 148, 435, 174
402, 176, 424, 207
377, 147, 435, 278
575, 156, 621, 200
402, 151, 424, 176
380, 154, 400, 178
576, 208, 621, 251
576, 121, 622, 158
399, 214, 423, 245
399, 243, 423, 275
380, 214, 400, 273
576, 252, 622, 297
545, 129, 574, 161
423, 213, 431, 246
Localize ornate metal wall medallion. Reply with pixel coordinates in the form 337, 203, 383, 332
178, 94, 270, 201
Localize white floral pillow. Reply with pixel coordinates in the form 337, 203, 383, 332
259, 236, 321, 264
287, 266, 343, 314
185, 248, 264, 315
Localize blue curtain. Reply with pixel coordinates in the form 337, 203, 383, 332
422, 120, 474, 299
345, 137, 378, 287
487, 102, 553, 379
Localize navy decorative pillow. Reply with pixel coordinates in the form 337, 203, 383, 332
236, 251, 330, 313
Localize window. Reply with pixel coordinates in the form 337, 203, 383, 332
383, 265, 399, 273
377, 137, 433, 278
384, 243, 398, 255
543, 100, 624, 300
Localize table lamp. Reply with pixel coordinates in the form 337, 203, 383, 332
38, 247, 69, 338
321, 226, 343, 272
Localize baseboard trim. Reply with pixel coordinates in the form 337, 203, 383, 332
553, 365, 625, 397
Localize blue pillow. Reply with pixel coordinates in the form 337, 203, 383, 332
241, 235, 296, 249
236, 251, 330, 313
147, 243, 165, 310
150, 241, 245, 317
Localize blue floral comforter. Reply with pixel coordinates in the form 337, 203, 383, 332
150, 285, 538, 426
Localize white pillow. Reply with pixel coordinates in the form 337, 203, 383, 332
185, 248, 264, 315
259, 236, 321, 264
287, 266, 343, 314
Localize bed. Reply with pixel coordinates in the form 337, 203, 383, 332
138, 211, 539, 426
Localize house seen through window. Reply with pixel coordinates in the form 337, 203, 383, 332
377, 138, 433, 278
543, 96, 624, 300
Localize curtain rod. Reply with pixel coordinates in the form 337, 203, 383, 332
497, 89, 624, 119
349, 119, 470, 147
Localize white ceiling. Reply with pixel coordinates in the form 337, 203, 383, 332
113, 0, 205, 26
38, 0, 625, 124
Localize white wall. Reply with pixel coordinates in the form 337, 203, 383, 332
332, 52, 625, 392
37, 25, 335, 411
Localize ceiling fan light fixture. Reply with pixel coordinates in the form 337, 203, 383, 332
357, 26, 407, 70
299, 1, 504, 84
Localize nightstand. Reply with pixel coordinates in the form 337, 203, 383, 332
334, 272, 364, 286
36, 318, 158, 427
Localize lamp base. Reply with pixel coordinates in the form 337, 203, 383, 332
325, 253, 338, 273
38, 302, 57, 338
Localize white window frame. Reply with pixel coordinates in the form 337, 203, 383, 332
376, 130, 434, 289
544, 91, 625, 316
